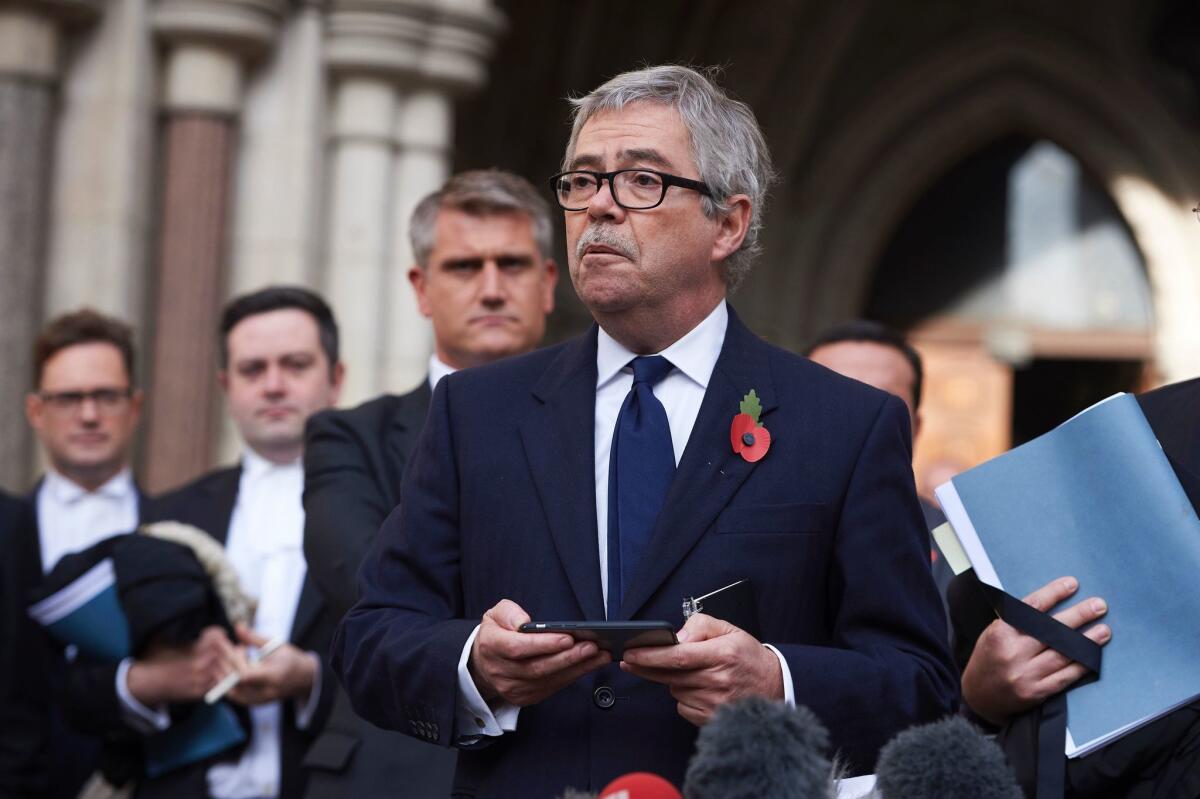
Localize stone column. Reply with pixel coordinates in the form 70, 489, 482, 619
0, 0, 100, 491
322, 73, 399, 405
143, 0, 282, 492
322, 0, 503, 403
383, 89, 450, 392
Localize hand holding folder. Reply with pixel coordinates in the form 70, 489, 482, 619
959, 575, 1112, 726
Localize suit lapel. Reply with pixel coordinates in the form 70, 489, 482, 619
385, 383, 432, 508
209, 467, 241, 546
27, 480, 45, 575
519, 329, 606, 620
618, 309, 778, 620
290, 576, 324, 644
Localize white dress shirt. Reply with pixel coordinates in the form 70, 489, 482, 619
36, 468, 139, 574
429, 353, 456, 389
205, 449, 318, 799
454, 301, 795, 740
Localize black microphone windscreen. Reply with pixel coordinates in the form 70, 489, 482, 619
875, 715, 1022, 799
683, 697, 835, 799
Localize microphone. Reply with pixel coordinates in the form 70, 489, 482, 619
874, 715, 1022, 799
683, 697, 835, 799
598, 772, 682, 799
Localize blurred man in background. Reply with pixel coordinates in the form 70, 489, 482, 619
805, 320, 954, 602
302, 169, 557, 798
0, 310, 149, 798
59, 287, 344, 798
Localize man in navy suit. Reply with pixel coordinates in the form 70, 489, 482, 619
301, 170, 557, 797
334, 64, 957, 796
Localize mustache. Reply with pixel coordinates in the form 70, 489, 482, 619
576, 225, 639, 261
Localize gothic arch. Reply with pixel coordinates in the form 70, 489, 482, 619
765, 26, 1200, 379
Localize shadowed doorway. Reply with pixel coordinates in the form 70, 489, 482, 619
865, 134, 1154, 493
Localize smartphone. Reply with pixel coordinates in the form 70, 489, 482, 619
518, 620, 677, 660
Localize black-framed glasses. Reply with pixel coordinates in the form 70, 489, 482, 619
550, 169, 713, 211
38, 387, 133, 416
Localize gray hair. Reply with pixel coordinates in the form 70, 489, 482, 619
563, 65, 776, 290
409, 169, 554, 267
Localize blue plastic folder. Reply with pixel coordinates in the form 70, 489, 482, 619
28, 558, 245, 774
936, 393, 1200, 758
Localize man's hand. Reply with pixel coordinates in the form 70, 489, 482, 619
469, 600, 611, 706
220, 624, 317, 706
127, 625, 230, 706
621, 613, 783, 727
962, 576, 1112, 725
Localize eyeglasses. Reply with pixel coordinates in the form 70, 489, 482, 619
38, 387, 133, 416
550, 169, 713, 211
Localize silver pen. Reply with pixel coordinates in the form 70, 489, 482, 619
204, 636, 286, 705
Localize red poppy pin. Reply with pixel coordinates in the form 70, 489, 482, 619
730, 389, 771, 463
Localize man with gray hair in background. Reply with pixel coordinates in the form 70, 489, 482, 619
334, 66, 956, 796
301, 169, 557, 797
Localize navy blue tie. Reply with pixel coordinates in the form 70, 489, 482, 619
608, 355, 676, 619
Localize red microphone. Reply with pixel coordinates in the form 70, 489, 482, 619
598, 772, 683, 799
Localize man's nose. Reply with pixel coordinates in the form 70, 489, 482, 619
78, 397, 101, 424
480, 262, 506, 306
586, 178, 626, 223
263, 365, 287, 394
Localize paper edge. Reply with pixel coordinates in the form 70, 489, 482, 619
934, 480, 1002, 589
28, 558, 116, 625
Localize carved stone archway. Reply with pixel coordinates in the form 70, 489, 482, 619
761, 26, 1200, 382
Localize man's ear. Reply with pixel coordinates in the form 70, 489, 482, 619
329, 361, 346, 405
25, 392, 44, 433
128, 389, 145, 426
408, 265, 433, 319
217, 370, 229, 395
541, 259, 559, 314
709, 194, 752, 264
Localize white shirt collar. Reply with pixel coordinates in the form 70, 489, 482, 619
428, 353, 457, 390
240, 447, 301, 480
45, 467, 135, 504
596, 300, 728, 390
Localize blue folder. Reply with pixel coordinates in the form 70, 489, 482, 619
936, 393, 1200, 757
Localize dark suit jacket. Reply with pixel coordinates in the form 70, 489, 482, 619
304, 383, 431, 622
0, 490, 40, 798
60, 467, 336, 798
301, 385, 457, 798
949, 377, 1200, 799
333, 307, 959, 797
0, 481, 149, 799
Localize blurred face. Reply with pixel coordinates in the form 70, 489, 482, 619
809, 340, 921, 438
409, 209, 557, 370
220, 309, 343, 464
25, 342, 142, 490
563, 103, 749, 338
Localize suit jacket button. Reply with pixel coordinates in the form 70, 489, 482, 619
593, 685, 615, 709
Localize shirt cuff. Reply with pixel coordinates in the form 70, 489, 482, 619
455, 625, 520, 741
116, 657, 171, 734
294, 652, 323, 730
763, 644, 795, 707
